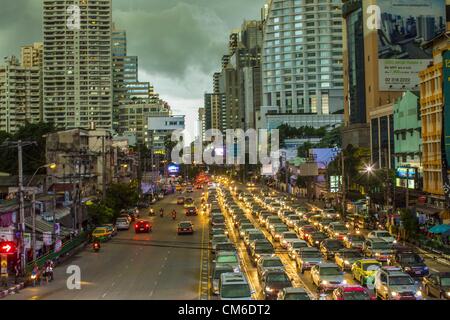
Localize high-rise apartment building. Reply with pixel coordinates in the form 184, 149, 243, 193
261, 0, 345, 116
197, 107, 206, 141
0, 56, 42, 133
42, 0, 113, 130
112, 28, 127, 130
21, 42, 44, 68
204, 93, 225, 132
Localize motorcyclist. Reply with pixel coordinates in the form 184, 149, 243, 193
160, 208, 164, 217
172, 210, 177, 220
93, 239, 101, 251
149, 207, 155, 216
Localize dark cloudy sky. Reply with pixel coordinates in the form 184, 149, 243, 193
0, 0, 266, 137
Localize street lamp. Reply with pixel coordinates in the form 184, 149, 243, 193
26, 163, 57, 262
363, 164, 375, 214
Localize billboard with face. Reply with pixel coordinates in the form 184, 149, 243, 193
376, 0, 446, 91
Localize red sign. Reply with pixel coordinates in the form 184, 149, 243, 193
0, 241, 17, 255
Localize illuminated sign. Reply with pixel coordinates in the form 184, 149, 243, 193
0, 241, 17, 255
167, 163, 180, 176
396, 167, 416, 179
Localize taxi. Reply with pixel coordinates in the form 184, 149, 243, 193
351, 259, 382, 286
91, 227, 112, 242
176, 184, 182, 192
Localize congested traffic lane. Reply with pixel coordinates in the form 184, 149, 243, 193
4, 191, 207, 300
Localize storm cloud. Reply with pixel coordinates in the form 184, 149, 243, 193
0, 0, 265, 137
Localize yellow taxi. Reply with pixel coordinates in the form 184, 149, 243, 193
176, 184, 182, 192
92, 227, 112, 242
351, 259, 382, 285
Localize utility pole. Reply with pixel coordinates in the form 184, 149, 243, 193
341, 150, 346, 219
102, 135, 106, 201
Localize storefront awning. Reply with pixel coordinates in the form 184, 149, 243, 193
416, 205, 442, 216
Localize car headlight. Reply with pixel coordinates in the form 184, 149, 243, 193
335, 232, 339, 236
393, 240, 397, 244
375, 252, 380, 257
315, 241, 319, 244
344, 260, 350, 265
446, 292, 450, 297
391, 291, 398, 297
266, 287, 274, 293
415, 290, 422, 297
404, 267, 411, 271
321, 280, 329, 285
342, 280, 347, 284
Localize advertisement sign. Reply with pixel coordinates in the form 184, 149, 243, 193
376, 0, 446, 91
330, 176, 342, 193
167, 163, 180, 176
54, 239, 62, 253
396, 167, 417, 179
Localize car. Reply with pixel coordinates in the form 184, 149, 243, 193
211, 214, 225, 227
332, 285, 375, 300
327, 222, 349, 240
177, 196, 185, 205
115, 217, 130, 230
134, 220, 151, 233
309, 215, 323, 228
184, 197, 194, 208
238, 223, 255, 239
91, 227, 112, 242
343, 234, 366, 250
307, 231, 328, 248
317, 218, 334, 232
311, 263, 346, 292
211, 234, 229, 251
219, 272, 253, 300
177, 221, 194, 235
287, 239, 309, 260
258, 212, 273, 226
196, 184, 203, 190
351, 259, 382, 286
185, 206, 198, 216
243, 229, 265, 247
118, 213, 132, 223
320, 239, 345, 260
214, 251, 240, 271
175, 184, 183, 192
363, 238, 395, 262
279, 231, 298, 249
367, 230, 397, 244
186, 185, 194, 193
285, 215, 302, 228
334, 249, 364, 271
422, 272, 450, 300
257, 255, 285, 278
269, 223, 289, 241
102, 224, 117, 237
261, 269, 292, 300
298, 225, 316, 241
278, 210, 295, 220
265, 216, 283, 230
215, 242, 236, 253
250, 239, 275, 264
296, 247, 323, 274
210, 265, 235, 295
321, 209, 340, 220
293, 220, 310, 234
388, 251, 429, 277
277, 287, 311, 300
374, 266, 422, 300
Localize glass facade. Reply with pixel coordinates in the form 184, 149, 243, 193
262, 0, 344, 115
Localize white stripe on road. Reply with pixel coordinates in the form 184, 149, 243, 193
102, 293, 107, 298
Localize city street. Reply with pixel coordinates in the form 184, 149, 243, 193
4, 191, 207, 300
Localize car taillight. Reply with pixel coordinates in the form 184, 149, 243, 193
135, 224, 138, 228
146, 224, 149, 227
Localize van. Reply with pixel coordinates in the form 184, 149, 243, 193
219, 272, 253, 300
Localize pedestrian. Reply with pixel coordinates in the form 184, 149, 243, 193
14, 263, 20, 284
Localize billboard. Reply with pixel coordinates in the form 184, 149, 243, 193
376, 0, 446, 91
167, 163, 180, 176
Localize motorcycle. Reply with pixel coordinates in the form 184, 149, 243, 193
172, 211, 177, 220
149, 208, 155, 216
160, 210, 164, 218
93, 241, 101, 252
31, 271, 39, 287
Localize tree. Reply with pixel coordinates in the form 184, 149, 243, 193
104, 182, 139, 219
87, 202, 114, 225
400, 208, 419, 241
0, 122, 57, 175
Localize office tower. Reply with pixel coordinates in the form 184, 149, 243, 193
204, 93, 225, 131
21, 42, 43, 68
0, 56, 42, 133
112, 28, 127, 130
42, 0, 113, 130
198, 107, 206, 141
261, 0, 345, 115
213, 73, 221, 94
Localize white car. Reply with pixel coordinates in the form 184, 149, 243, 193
116, 217, 130, 230
367, 230, 397, 244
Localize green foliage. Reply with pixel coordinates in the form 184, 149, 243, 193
328, 144, 371, 187
400, 208, 419, 241
87, 202, 114, 225
0, 122, 57, 175
104, 182, 139, 219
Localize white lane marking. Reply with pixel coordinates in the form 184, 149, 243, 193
102, 293, 107, 298
164, 256, 168, 261
431, 268, 439, 273
158, 271, 162, 276
111, 282, 115, 287
149, 291, 154, 297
